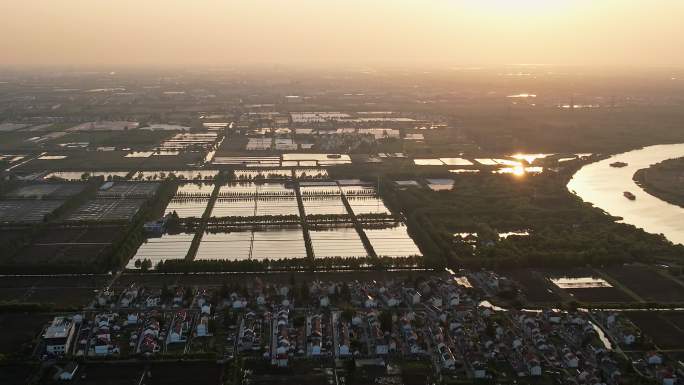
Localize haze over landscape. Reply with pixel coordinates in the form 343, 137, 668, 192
2, 0, 684, 68
2, 1, 684, 385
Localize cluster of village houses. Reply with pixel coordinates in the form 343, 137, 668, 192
40, 275, 680, 384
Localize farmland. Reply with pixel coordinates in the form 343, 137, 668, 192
602, 265, 684, 303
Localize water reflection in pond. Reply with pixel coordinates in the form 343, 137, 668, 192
45, 171, 130, 181
127, 233, 194, 269
364, 223, 422, 257
426, 178, 454, 191
196, 227, 307, 260
551, 277, 613, 289
310, 225, 368, 258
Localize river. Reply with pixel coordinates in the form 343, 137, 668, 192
568, 143, 684, 245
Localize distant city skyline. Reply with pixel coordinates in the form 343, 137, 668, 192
1, 0, 683, 68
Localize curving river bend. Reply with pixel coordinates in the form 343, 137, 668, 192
567, 143, 684, 245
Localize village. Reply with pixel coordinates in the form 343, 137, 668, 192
31, 271, 681, 385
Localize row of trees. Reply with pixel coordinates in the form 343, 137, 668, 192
155, 255, 424, 273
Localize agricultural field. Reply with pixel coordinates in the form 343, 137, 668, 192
14, 151, 149, 172
602, 265, 684, 303
5, 225, 124, 268
503, 269, 562, 303
625, 311, 684, 350
0, 199, 65, 223
0, 274, 107, 308
4, 182, 85, 199
363, 223, 421, 257
164, 183, 214, 218
544, 268, 634, 303
196, 227, 307, 261
127, 232, 194, 268
0, 313, 53, 355
66, 198, 146, 222
131, 169, 219, 181
45, 171, 132, 181
96, 182, 160, 198
309, 225, 367, 258
212, 182, 299, 218
302, 195, 348, 216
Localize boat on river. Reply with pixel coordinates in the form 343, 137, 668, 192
623, 191, 636, 200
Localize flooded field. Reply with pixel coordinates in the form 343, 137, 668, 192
211, 198, 256, 217
234, 169, 292, 180
195, 231, 252, 260
544, 268, 633, 303
302, 196, 348, 216
164, 183, 214, 218
426, 178, 454, 191
282, 153, 351, 166
363, 223, 421, 257
474, 158, 499, 166
551, 277, 612, 289
254, 197, 300, 216
493, 166, 544, 175
217, 182, 257, 198
394, 180, 421, 187
132, 170, 219, 181
211, 182, 298, 217
294, 168, 328, 179
175, 183, 215, 197
165, 198, 209, 218
299, 182, 340, 196
195, 227, 307, 260
257, 182, 296, 197
251, 228, 307, 259
413, 158, 444, 166
310, 226, 368, 258
44, 171, 130, 181
439, 157, 474, 166
127, 232, 194, 269
346, 196, 391, 215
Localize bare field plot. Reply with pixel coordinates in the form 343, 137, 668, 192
4, 183, 85, 199
67, 198, 145, 222
603, 265, 684, 303
0, 313, 53, 355
626, 311, 684, 350
504, 270, 562, 303
96, 182, 160, 198
0, 200, 65, 223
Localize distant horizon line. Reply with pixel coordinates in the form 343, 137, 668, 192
0, 63, 682, 73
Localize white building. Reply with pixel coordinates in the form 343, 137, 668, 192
197, 316, 210, 337
44, 317, 76, 355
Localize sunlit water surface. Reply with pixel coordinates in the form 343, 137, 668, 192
568, 143, 684, 245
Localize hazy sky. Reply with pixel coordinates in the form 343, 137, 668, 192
1, 0, 683, 68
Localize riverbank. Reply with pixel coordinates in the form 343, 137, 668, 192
568, 143, 684, 245
633, 157, 684, 209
